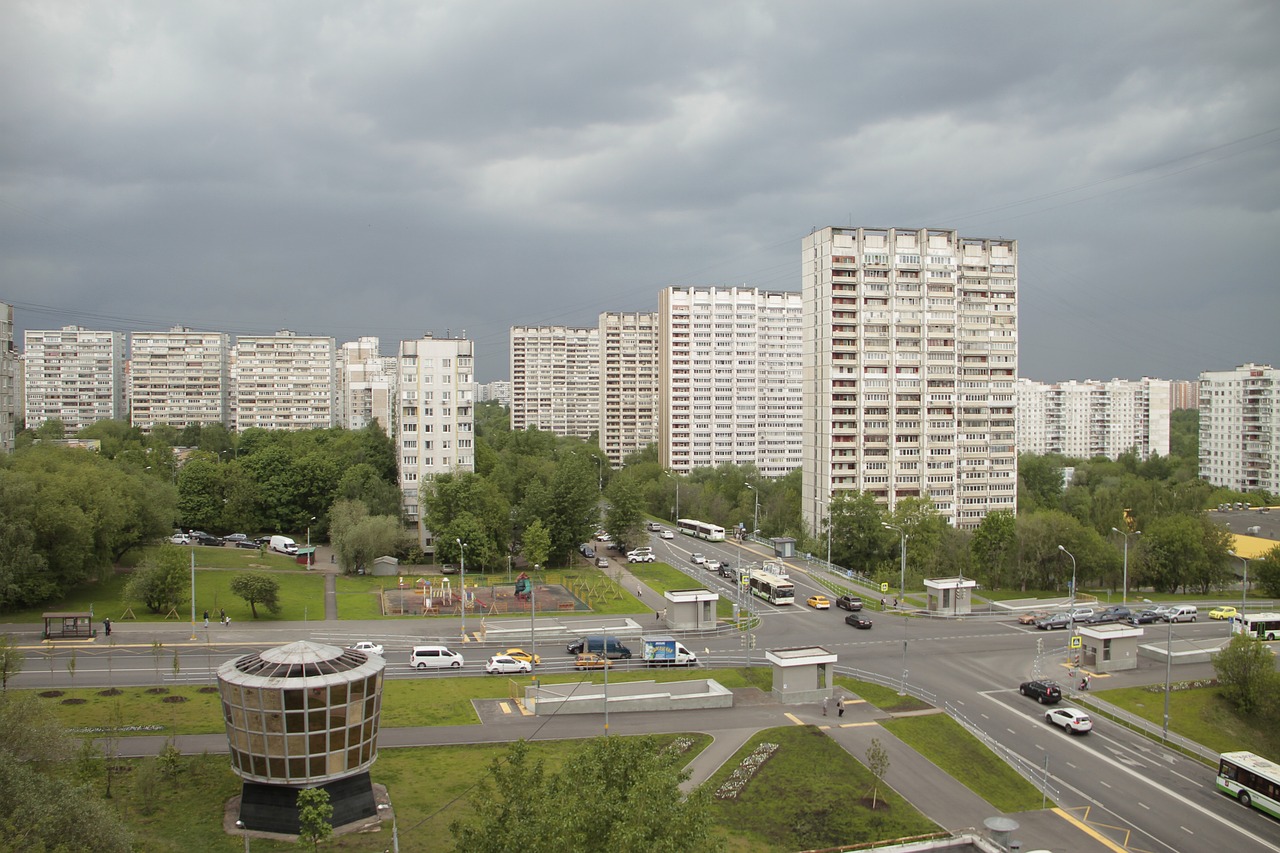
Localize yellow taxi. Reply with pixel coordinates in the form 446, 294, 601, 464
504, 648, 541, 665
574, 653, 611, 669
806, 595, 831, 610
1208, 605, 1238, 620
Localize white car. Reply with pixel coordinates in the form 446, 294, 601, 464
659, 529, 674, 539
348, 641, 384, 656
169, 533, 191, 545
1045, 707, 1093, 734
627, 548, 655, 563
690, 553, 706, 564
705, 559, 722, 571
485, 655, 533, 675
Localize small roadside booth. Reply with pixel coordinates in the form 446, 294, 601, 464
764, 646, 836, 705
295, 547, 316, 568
663, 588, 718, 630
770, 537, 797, 559
924, 577, 979, 615
1076, 622, 1143, 672
42, 612, 96, 640
370, 555, 399, 577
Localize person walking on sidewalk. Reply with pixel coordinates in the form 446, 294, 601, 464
837, 697, 844, 717
822, 696, 828, 716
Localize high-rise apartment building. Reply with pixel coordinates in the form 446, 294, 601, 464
802, 227, 1017, 532
1198, 363, 1278, 494
1170, 380, 1199, 410
1015, 378, 1171, 460
599, 311, 659, 468
476, 381, 512, 408
396, 334, 475, 548
659, 287, 803, 476
231, 331, 337, 431
129, 326, 232, 430
0, 303, 16, 452
338, 337, 396, 432
23, 325, 127, 433
509, 325, 600, 440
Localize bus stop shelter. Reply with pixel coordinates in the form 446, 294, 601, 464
764, 646, 836, 704
42, 612, 96, 640
924, 577, 979, 615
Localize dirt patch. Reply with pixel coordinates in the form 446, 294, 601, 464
145, 687, 170, 695
98, 688, 123, 697
197, 686, 220, 694
161, 695, 189, 704
38, 690, 65, 699
859, 795, 889, 810
61, 698, 87, 705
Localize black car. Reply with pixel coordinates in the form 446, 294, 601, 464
191, 531, 222, 546
1088, 606, 1132, 624
233, 539, 259, 549
845, 614, 873, 629
836, 595, 864, 611
1128, 609, 1163, 625
1034, 612, 1071, 630
1018, 679, 1062, 704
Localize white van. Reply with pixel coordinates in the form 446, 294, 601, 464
269, 535, 298, 555
409, 645, 464, 669
1167, 605, 1198, 623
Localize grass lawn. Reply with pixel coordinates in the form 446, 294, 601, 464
629, 562, 737, 619
880, 714, 1045, 813
707, 726, 940, 852
836, 676, 934, 713
31, 667, 777, 733
1089, 683, 1280, 762
99, 733, 713, 852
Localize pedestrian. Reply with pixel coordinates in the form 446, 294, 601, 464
822, 696, 828, 716
661, 608, 667, 621
880, 597, 885, 609
636, 584, 643, 598
103, 617, 111, 637
655, 609, 660, 620
220, 608, 226, 623
892, 597, 898, 608
837, 696, 844, 717
203, 613, 209, 628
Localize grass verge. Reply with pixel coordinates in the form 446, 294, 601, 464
706, 725, 940, 851
880, 714, 1045, 813
836, 676, 933, 713
1089, 683, 1280, 762
629, 562, 737, 618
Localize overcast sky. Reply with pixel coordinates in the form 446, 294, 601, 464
3, 1, 1278, 384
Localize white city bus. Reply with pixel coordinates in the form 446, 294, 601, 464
1217, 751, 1280, 818
1232, 612, 1280, 641
676, 518, 727, 542
748, 570, 795, 605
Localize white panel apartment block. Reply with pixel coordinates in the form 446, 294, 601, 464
0, 303, 15, 452
24, 325, 127, 433
232, 331, 337, 431
598, 311, 659, 468
1199, 363, 1278, 493
509, 325, 600, 440
130, 326, 231, 430
1015, 377, 1171, 460
802, 227, 1017, 532
339, 337, 397, 432
396, 335, 475, 547
477, 381, 512, 408
659, 286, 803, 476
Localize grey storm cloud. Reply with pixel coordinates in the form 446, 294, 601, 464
2, 0, 1277, 382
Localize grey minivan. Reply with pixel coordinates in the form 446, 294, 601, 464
565, 634, 632, 659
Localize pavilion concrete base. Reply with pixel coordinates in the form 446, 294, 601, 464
527, 678, 732, 715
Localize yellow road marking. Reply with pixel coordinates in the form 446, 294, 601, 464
783, 712, 805, 725
498, 702, 511, 715
1052, 807, 1133, 852
839, 721, 879, 728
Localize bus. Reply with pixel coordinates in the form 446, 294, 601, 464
1217, 751, 1280, 818
748, 570, 795, 605
676, 518, 726, 542
1232, 612, 1280, 641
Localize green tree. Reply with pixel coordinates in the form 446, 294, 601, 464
604, 476, 645, 548
122, 549, 190, 614
1255, 545, 1280, 598
335, 515, 405, 575
1213, 633, 1280, 715
521, 519, 551, 571
450, 737, 718, 853
229, 573, 281, 618
1017, 453, 1065, 512
971, 510, 1016, 589
297, 786, 334, 851
0, 636, 22, 690
865, 737, 890, 809
828, 491, 890, 573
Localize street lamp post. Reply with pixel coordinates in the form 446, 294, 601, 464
883, 523, 907, 602
456, 539, 467, 641
665, 471, 680, 520
745, 483, 759, 540
1058, 545, 1078, 661
1111, 528, 1140, 606
1229, 550, 1251, 618
307, 516, 316, 569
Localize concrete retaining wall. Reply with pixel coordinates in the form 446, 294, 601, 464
527, 678, 732, 715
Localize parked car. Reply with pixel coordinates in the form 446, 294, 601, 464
807, 595, 831, 610
582, 546, 595, 559
835, 595, 864, 611
348, 641, 384, 656
1045, 707, 1093, 734
1088, 606, 1132, 624
596, 532, 612, 542
659, 529, 674, 539
503, 648, 541, 665
440, 564, 459, 574
1068, 607, 1095, 622
627, 547, 655, 563
596, 557, 609, 568
574, 653, 611, 669
169, 533, 192, 545
1016, 609, 1051, 625
1128, 609, 1164, 625
224, 533, 249, 543
844, 614, 873, 629
1018, 679, 1062, 704
690, 553, 706, 564
233, 539, 259, 549
1034, 612, 1071, 630
191, 531, 223, 546
485, 655, 533, 675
